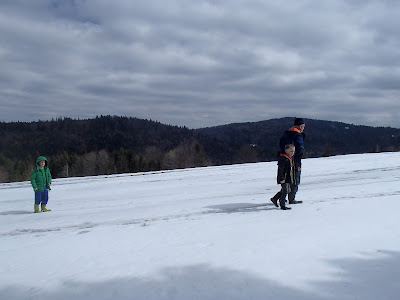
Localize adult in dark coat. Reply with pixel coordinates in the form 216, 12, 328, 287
277, 118, 306, 204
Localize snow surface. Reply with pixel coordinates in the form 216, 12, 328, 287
1, 152, 400, 300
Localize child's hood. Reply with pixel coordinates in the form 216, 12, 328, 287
36, 156, 48, 166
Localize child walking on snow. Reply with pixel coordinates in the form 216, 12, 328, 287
270, 144, 296, 210
30, 156, 52, 213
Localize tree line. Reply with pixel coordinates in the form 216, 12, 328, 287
1, 116, 399, 183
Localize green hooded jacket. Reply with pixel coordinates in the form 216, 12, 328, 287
30, 156, 52, 192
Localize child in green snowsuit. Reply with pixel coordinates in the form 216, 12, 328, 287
30, 156, 52, 213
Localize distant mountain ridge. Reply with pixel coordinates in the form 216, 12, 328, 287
196, 117, 400, 159
0, 116, 399, 182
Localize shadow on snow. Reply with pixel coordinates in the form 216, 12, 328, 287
206, 202, 276, 213
2, 250, 400, 300
0, 210, 32, 216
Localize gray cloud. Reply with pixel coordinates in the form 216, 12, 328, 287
1, 0, 400, 128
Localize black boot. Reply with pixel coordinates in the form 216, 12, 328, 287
289, 200, 303, 204
270, 192, 281, 207
281, 206, 292, 210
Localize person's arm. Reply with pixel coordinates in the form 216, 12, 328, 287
46, 168, 52, 189
30, 169, 38, 191
294, 134, 304, 158
47, 168, 52, 184
277, 159, 286, 183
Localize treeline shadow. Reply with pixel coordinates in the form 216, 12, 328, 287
1, 251, 399, 300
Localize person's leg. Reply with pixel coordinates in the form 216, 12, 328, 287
41, 189, 48, 205
34, 191, 42, 213
270, 191, 281, 207
288, 184, 298, 203
289, 159, 302, 203
40, 189, 51, 212
35, 191, 42, 205
279, 184, 291, 210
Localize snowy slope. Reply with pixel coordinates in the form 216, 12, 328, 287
1, 152, 400, 300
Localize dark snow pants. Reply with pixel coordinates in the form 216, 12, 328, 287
34, 189, 49, 205
271, 183, 298, 206
271, 183, 290, 208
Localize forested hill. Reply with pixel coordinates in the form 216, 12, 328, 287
196, 117, 400, 159
0, 116, 193, 159
0, 116, 399, 182
0, 116, 229, 182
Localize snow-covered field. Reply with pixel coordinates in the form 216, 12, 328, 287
1, 152, 400, 300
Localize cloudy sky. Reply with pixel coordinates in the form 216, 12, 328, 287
1, 0, 400, 128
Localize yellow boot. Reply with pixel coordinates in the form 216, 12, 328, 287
41, 204, 51, 212
34, 204, 41, 213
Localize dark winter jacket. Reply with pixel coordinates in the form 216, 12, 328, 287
30, 156, 52, 192
277, 154, 295, 185
279, 127, 304, 160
